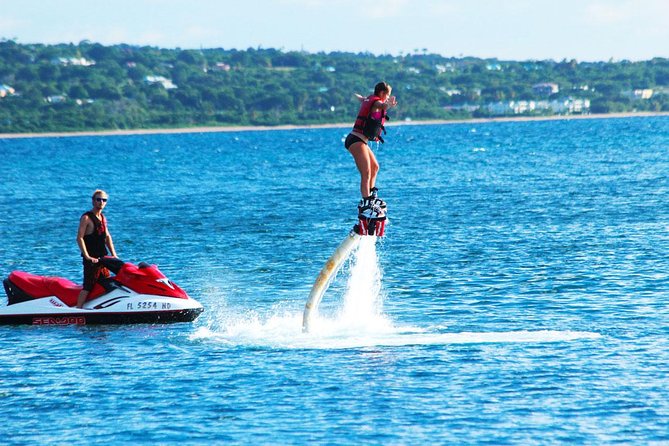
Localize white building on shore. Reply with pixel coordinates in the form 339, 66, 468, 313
52, 57, 96, 67
486, 98, 590, 116
144, 76, 178, 90
0, 84, 16, 98
532, 82, 559, 96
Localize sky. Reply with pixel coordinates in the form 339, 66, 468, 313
0, 0, 667, 62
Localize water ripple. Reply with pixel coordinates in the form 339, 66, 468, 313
1, 117, 669, 444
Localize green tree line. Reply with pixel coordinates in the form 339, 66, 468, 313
1, 39, 668, 133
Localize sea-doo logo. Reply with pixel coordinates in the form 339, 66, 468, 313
155, 278, 174, 289
32, 317, 86, 325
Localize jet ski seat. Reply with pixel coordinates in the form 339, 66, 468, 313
6, 271, 82, 306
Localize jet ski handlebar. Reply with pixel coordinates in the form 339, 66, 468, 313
98, 256, 124, 273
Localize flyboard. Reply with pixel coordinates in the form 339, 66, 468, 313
302, 198, 386, 332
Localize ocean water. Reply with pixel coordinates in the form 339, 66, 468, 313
0, 116, 668, 445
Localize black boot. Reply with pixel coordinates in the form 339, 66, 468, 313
358, 195, 384, 218
369, 187, 386, 209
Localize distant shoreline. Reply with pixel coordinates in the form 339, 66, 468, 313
1, 111, 668, 139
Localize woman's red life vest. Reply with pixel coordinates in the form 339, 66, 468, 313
353, 95, 388, 143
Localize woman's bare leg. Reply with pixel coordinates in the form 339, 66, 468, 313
348, 141, 372, 198
368, 147, 380, 191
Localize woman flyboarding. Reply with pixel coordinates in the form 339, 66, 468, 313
344, 81, 397, 218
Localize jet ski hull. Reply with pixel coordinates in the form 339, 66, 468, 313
0, 290, 204, 325
2, 257, 204, 326
0, 308, 203, 325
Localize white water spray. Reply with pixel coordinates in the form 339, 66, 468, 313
191, 236, 601, 349
336, 237, 392, 332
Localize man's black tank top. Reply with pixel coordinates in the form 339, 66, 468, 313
82, 211, 108, 258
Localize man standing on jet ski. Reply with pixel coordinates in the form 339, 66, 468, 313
76, 189, 118, 308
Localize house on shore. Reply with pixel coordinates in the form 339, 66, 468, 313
0, 84, 16, 98
532, 82, 559, 96
144, 76, 178, 90
486, 98, 590, 115
52, 57, 96, 67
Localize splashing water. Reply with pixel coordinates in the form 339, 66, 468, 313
340, 237, 382, 317
192, 237, 600, 349
334, 236, 393, 333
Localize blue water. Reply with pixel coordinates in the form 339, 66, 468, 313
1, 116, 668, 444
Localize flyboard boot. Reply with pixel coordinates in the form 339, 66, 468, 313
354, 193, 387, 237
370, 187, 387, 211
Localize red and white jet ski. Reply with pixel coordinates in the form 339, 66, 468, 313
1, 256, 203, 325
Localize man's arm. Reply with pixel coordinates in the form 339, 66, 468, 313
106, 230, 117, 258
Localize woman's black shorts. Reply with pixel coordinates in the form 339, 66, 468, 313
344, 133, 365, 150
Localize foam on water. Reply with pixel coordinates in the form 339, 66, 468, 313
191, 324, 601, 350
191, 237, 601, 349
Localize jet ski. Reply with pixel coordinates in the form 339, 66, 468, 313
1, 256, 203, 325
